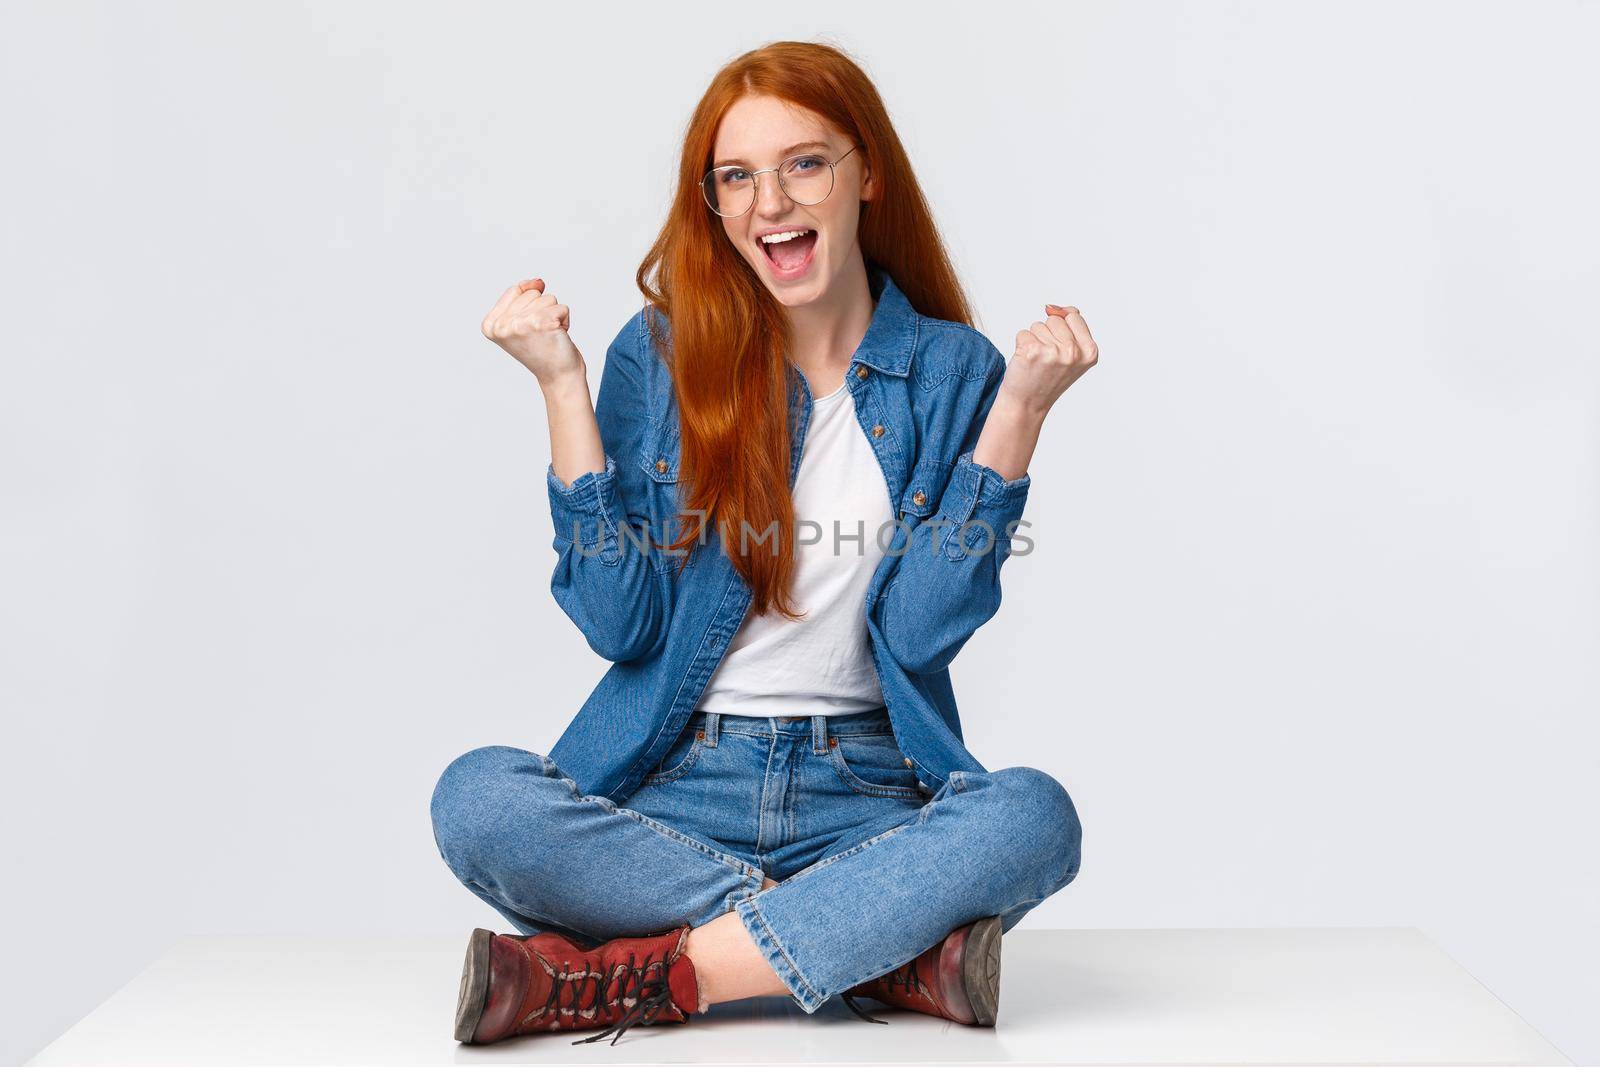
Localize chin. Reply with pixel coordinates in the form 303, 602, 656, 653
753, 258, 834, 308
771, 280, 827, 308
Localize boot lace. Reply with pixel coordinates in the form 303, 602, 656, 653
551, 948, 679, 1046
839, 958, 926, 1025
840, 992, 889, 1024
882, 958, 929, 998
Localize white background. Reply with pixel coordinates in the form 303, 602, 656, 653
2, 2, 1595, 1065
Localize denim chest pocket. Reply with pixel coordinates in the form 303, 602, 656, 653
635, 418, 696, 573
638, 415, 680, 484
639, 722, 706, 786
827, 733, 926, 800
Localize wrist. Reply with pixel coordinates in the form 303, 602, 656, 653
988, 390, 1049, 431
538, 365, 591, 405
972, 395, 1045, 482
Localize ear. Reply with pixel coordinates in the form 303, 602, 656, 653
860, 163, 877, 204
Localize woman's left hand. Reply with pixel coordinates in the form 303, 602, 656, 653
969, 304, 1098, 481
997, 304, 1098, 420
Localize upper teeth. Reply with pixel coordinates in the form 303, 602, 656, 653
761, 230, 812, 244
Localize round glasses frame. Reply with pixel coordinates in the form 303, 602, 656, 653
700, 144, 862, 218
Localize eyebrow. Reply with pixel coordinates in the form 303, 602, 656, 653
712, 140, 832, 168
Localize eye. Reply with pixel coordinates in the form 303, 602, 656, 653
720, 168, 750, 185
787, 155, 826, 174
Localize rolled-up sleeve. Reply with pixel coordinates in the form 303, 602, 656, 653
547, 454, 622, 553
546, 312, 671, 663
875, 361, 1031, 675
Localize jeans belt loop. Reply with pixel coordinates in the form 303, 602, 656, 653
704, 712, 720, 748
812, 714, 828, 755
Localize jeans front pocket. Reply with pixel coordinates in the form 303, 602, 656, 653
827, 732, 925, 800
639, 721, 706, 787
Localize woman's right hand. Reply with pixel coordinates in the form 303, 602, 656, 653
484, 277, 606, 490
480, 278, 585, 386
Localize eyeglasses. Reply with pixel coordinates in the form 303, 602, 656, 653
701, 144, 861, 218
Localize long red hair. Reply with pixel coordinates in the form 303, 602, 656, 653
637, 40, 975, 620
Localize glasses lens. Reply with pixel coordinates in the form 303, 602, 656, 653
779, 154, 835, 206
702, 167, 754, 217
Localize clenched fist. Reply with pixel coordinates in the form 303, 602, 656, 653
480, 278, 586, 386
967, 303, 1097, 480
999, 304, 1099, 419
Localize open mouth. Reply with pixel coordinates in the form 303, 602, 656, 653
759, 228, 818, 276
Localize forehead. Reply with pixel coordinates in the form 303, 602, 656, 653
712, 95, 838, 161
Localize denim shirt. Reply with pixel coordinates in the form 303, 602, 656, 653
543, 264, 1031, 803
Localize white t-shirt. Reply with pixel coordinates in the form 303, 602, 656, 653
694, 379, 896, 717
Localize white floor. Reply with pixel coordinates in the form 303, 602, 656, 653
25, 927, 1572, 1066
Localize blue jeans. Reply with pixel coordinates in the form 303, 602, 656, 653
429, 707, 1081, 1014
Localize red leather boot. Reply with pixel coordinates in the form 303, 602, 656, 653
454, 925, 701, 1045
840, 915, 1002, 1026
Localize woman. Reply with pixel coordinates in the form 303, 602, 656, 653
431, 40, 1097, 1046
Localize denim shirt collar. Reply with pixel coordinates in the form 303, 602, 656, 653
785, 262, 917, 417
852, 263, 918, 377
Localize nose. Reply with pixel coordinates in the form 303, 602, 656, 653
753, 168, 793, 218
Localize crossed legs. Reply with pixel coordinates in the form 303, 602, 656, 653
430, 745, 1080, 1014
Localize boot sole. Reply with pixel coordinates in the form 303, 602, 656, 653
960, 915, 1002, 1026
454, 927, 494, 1043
